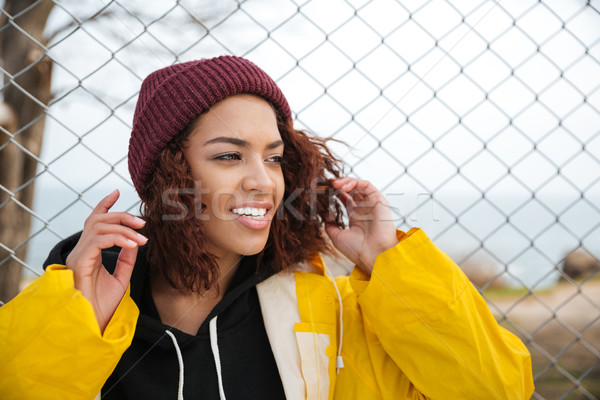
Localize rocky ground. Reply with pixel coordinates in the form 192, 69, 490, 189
486, 279, 600, 400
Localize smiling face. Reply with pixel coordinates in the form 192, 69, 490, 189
181, 94, 285, 268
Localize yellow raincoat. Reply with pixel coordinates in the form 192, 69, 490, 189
0, 228, 534, 399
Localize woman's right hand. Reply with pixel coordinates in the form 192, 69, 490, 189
65, 189, 147, 334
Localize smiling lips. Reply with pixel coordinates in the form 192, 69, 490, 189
229, 205, 272, 230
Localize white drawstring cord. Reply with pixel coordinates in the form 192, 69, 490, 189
209, 315, 227, 400
165, 330, 185, 400
325, 269, 345, 373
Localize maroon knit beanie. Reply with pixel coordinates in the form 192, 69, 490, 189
128, 55, 292, 196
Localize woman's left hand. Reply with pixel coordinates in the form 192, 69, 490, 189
325, 177, 399, 276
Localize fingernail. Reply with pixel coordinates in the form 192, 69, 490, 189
134, 216, 146, 225
137, 233, 148, 243
127, 239, 137, 247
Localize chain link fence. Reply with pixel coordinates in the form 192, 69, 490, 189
1, 0, 600, 398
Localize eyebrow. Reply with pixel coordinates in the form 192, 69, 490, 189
204, 136, 284, 150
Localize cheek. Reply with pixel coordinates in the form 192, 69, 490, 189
209, 192, 236, 220
275, 172, 285, 205
194, 176, 232, 218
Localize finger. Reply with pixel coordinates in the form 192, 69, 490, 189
91, 189, 120, 216
88, 223, 148, 245
336, 190, 356, 214
335, 179, 375, 203
89, 233, 145, 251
331, 177, 352, 188
339, 179, 359, 193
85, 212, 146, 231
66, 233, 141, 271
113, 246, 138, 287
345, 180, 376, 196
345, 182, 382, 207
325, 222, 342, 243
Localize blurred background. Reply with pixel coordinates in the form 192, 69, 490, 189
1, 0, 599, 398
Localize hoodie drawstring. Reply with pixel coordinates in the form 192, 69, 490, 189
166, 316, 227, 400
165, 330, 185, 400
325, 269, 345, 373
209, 315, 227, 400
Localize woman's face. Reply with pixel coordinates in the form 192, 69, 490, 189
182, 94, 285, 267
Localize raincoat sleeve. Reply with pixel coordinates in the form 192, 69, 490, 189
0, 264, 139, 400
348, 228, 534, 400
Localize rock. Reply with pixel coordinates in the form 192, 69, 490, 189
562, 250, 600, 280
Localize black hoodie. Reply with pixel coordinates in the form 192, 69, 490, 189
44, 233, 287, 399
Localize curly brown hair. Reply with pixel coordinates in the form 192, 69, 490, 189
140, 109, 346, 294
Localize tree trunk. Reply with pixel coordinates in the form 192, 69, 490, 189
0, 0, 54, 303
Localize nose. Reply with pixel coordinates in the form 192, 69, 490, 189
241, 155, 277, 193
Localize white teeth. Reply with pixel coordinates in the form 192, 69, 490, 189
231, 207, 267, 218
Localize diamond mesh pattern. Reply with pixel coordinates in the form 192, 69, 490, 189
1, 0, 600, 397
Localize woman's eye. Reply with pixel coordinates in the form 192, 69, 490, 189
266, 155, 284, 164
214, 153, 242, 161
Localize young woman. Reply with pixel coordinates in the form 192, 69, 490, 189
0, 56, 534, 399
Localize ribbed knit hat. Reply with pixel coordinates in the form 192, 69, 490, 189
128, 55, 292, 196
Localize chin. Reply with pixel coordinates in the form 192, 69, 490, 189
227, 233, 270, 257
238, 241, 268, 256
